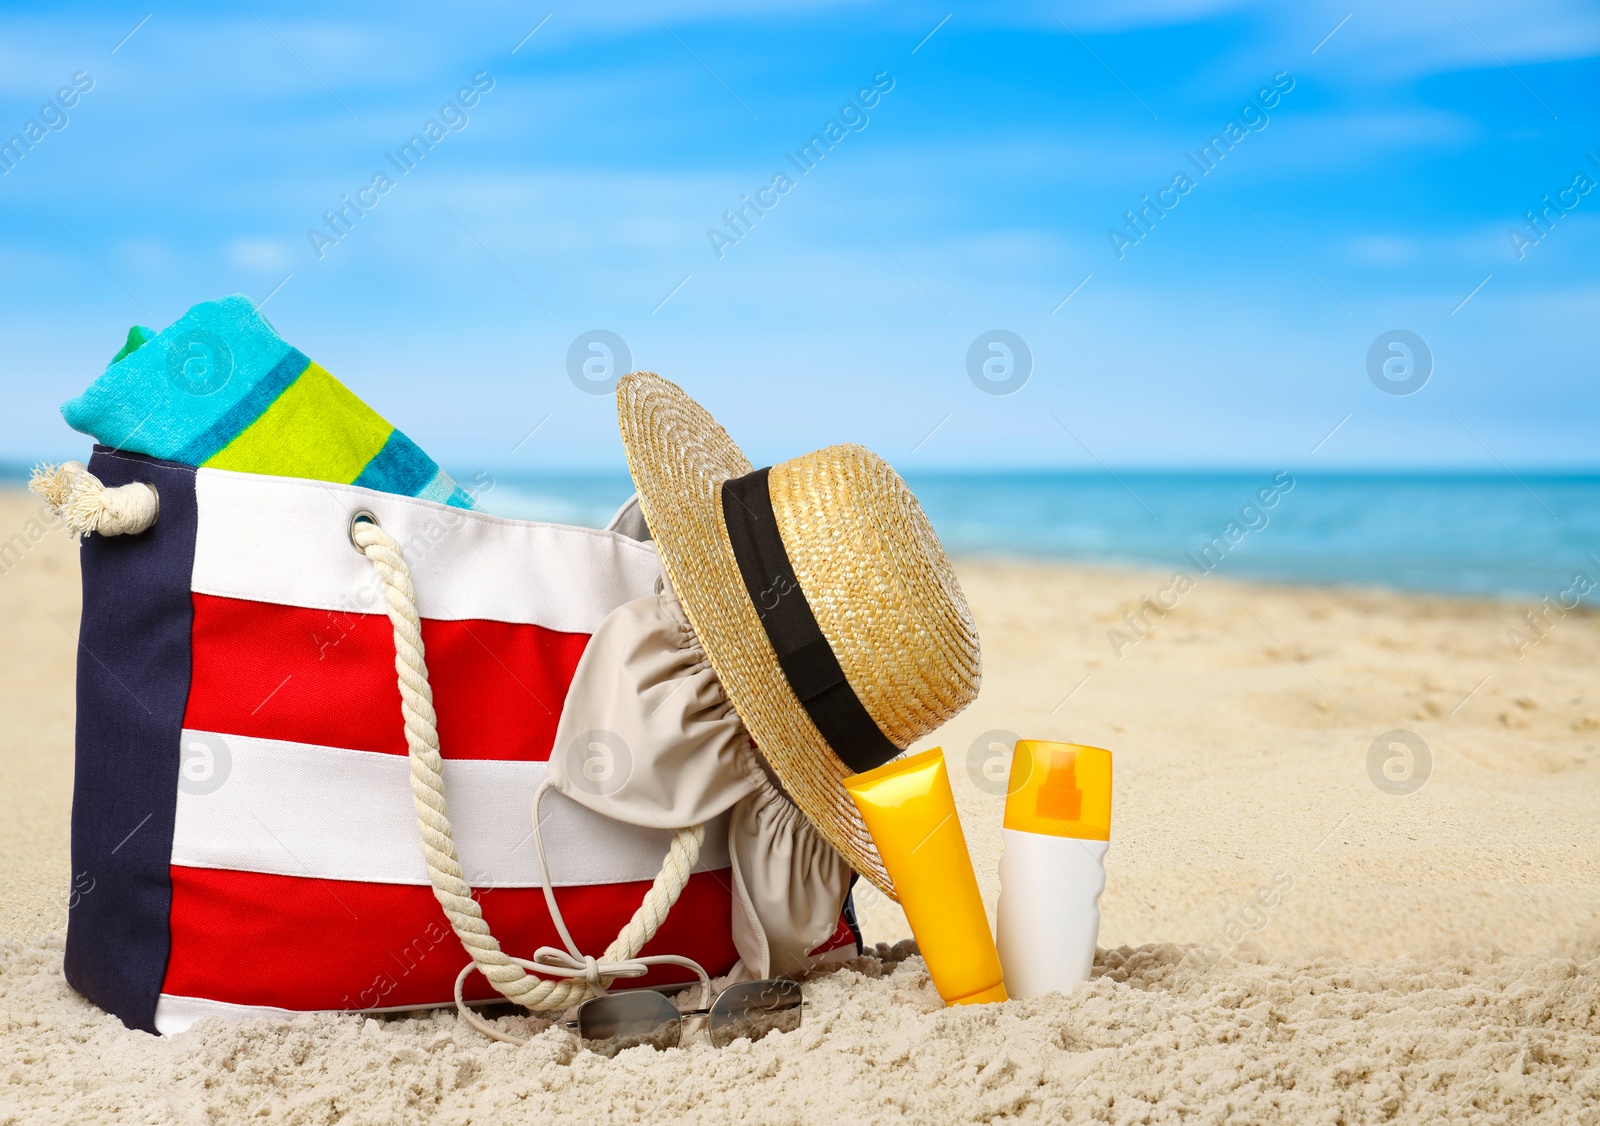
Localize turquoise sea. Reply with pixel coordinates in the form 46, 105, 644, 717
479, 470, 1600, 600
9, 462, 1595, 599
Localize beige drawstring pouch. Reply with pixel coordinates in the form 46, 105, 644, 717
546, 559, 855, 981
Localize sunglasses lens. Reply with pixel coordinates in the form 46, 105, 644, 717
707, 979, 803, 1049
576, 991, 681, 1057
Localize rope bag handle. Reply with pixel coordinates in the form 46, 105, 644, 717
32, 463, 706, 1028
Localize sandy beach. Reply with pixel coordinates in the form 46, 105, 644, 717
2, 487, 1596, 1123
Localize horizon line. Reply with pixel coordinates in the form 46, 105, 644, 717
9, 460, 1600, 482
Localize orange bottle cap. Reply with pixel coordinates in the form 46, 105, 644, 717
1002, 740, 1112, 840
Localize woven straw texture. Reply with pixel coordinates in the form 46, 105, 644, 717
615, 372, 981, 899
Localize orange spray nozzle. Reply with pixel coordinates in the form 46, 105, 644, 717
1004, 740, 1112, 840
1035, 748, 1083, 822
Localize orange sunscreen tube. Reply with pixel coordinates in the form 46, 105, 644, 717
844, 747, 1007, 1006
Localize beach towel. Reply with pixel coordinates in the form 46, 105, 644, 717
61, 296, 475, 508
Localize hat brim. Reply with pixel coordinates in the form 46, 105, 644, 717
615, 372, 897, 900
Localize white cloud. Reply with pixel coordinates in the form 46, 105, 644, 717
228, 238, 294, 272
1345, 235, 1420, 266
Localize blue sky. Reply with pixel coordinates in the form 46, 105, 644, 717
1, 0, 1596, 472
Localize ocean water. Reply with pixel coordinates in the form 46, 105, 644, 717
480, 469, 1599, 600
8, 461, 1594, 599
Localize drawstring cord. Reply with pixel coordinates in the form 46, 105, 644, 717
452, 780, 712, 1045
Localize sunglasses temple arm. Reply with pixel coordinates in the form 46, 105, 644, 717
635, 953, 713, 1013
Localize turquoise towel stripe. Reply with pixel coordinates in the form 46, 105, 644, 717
173, 349, 309, 467
62, 295, 301, 462
444, 485, 474, 509
353, 430, 438, 496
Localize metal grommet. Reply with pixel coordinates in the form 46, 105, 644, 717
349, 509, 380, 552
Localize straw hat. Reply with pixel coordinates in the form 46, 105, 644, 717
615, 372, 981, 899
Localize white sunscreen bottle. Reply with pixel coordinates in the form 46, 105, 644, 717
995, 741, 1113, 997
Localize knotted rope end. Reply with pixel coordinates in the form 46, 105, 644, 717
30, 461, 158, 538
28, 461, 85, 509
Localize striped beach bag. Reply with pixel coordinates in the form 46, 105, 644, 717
56, 445, 766, 1034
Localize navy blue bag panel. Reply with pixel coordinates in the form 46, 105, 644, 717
63, 447, 198, 1033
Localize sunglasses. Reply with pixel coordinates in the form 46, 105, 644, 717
565, 978, 805, 1057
